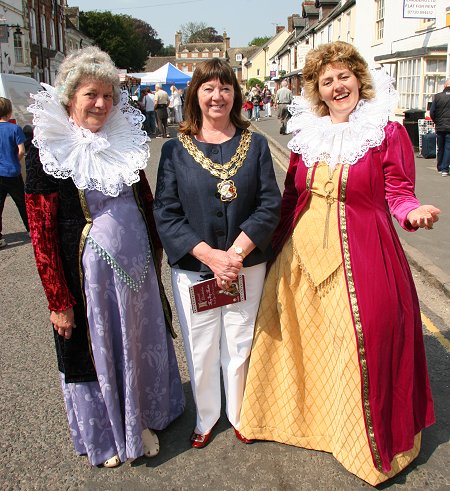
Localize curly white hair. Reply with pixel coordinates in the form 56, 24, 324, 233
55, 46, 121, 107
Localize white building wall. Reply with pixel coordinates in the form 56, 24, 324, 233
0, 0, 29, 75
355, 0, 449, 69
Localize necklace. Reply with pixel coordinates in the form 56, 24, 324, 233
178, 129, 252, 202
323, 164, 337, 249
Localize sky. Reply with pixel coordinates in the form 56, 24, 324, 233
67, 0, 302, 48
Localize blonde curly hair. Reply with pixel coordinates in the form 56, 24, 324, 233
303, 41, 375, 117
55, 46, 121, 107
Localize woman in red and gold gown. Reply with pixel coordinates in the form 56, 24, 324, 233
239, 41, 440, 486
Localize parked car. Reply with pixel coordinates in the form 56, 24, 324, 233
0, 74, 43, 128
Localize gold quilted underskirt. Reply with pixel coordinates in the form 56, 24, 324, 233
240, 170, 421, 485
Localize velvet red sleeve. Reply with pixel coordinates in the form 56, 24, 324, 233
139, 170, 163, 252
271, 151, 301, 257
26, 192, 76, 312
381, 122, 421, 231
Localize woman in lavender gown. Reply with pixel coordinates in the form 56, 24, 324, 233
25, 47, 184, 468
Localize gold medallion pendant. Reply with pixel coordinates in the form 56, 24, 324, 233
178, 129, 252, 202
217, 179, 237, 202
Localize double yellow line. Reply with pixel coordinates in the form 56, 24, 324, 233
422, 312, 450, 352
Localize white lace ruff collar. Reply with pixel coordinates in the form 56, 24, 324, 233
28, 84, 149, 197
286, 70, 399, 169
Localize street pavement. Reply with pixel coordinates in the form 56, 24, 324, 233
0, 122, 448, 490
249, 114, 450, 297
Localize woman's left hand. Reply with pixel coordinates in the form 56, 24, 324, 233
407, 205, 441, 229
50, 308, 75, 340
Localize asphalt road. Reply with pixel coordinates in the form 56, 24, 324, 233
0, 128, 449, 490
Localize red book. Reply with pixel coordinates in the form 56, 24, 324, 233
189, 275, 246, 313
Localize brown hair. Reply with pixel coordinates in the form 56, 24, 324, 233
0, 97, 12, 118
179, 58, 249, 135
303, 41, 375, 117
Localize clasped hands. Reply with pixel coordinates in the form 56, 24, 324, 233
208, 248, 244, 289
407, 205, 440, 230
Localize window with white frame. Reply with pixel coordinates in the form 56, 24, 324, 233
346, 12, 351, 42
50, 17, 56, 50
14, 31, 23, 63
30, 9, 37, 44
398, 58, 420, 109
375, 0, 384, 42
41, 14, 47, 47
423, 58, 446, 108
337, 17, 341, 40
59, 22, 64, 51
327, 24, 332, 43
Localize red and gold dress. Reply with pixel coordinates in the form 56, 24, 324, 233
239, 74, 434, 485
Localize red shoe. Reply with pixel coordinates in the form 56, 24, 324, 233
234, 427, 254, 444
191, 429, 212, 449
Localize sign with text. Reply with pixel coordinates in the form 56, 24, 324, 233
403, 0, 436, 19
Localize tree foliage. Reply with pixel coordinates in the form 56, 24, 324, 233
156, 45, 176, 56
248, 36, 271, 47
79, 11, 163, 71
247, 78, 262, 89
180, 22, 223, 43
180, 21, 207, 43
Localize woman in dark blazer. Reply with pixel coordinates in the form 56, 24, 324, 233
154, 58, 281, 448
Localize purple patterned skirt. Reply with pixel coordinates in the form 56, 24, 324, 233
60, 187, 184, 465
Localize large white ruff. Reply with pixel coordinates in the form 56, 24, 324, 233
286, 70, 399, 169
28, 84, 149, 197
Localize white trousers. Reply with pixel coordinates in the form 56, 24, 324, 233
171, 263, 266, 434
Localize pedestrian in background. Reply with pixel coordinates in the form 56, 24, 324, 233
243, 90, 253, 119
261, 84, 272, 117
25, 46, 184, 468
154, 83, 170, 137
251, 86, 261, 121
430, 78, 450, 176
170, 85, 183, 124
240, 41, 439, 486
0, 97, 29, 248
154, 58, 281, 450
276, 80, 293, 134
142, 87, 156, 136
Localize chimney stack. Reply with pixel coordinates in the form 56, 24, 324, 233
223, 31, 230, 53
175, 31, 182, 51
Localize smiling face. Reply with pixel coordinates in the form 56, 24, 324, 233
318, 64, 361, 123
67, 78, 114, 132
197, 78, 234, 123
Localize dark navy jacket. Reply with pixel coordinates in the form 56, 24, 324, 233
154, 129, 281, 272
430, 87, 450, 133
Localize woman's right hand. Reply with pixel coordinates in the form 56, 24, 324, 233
190, 242, 242, 288
207, 248, 242, 283
50, 308, 75, 340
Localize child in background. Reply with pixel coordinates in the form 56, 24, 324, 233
0, 97, 29, 247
